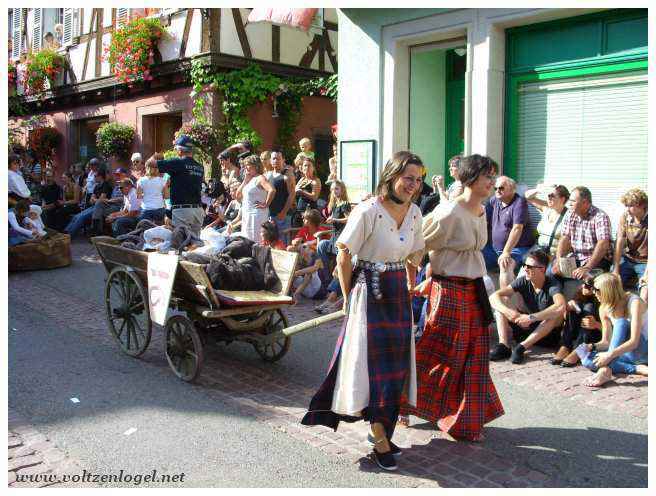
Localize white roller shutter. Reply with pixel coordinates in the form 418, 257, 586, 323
32, 8, 43, 52
12, 8, 23, 59
516, 71, 648, 233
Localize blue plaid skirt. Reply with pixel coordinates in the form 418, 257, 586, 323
301, 267, 412, 432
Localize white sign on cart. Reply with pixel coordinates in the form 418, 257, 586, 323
147, 252, 179, 325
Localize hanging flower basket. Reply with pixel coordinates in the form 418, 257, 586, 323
8, 62, 17, 95
96, 122, 135, 160
23, 49, 66, 96
174, 121, 225, 164
28, 126, 62, 162
105, 17, 164, 85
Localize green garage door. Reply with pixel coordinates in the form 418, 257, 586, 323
516, 70, 648, 228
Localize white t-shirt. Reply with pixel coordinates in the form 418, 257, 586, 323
85, 171, 96, 194
137, 176, 166, 210
123, 189, 140, 212
8, 170, 31, 198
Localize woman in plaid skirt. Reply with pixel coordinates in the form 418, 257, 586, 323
302, 151, 425, 470
402, 154, 504, 441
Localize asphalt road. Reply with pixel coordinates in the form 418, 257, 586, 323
7, 242, 648, 487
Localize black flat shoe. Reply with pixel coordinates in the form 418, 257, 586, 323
372, 449, 398, 471
561, 361, 577, 368
367, 434, 402, 457
550, 358, 564, 366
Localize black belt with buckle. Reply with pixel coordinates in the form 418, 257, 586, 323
172, 203, 202, 209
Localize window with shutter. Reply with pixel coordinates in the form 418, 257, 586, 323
12, 8, 23, 59
516, 71, 648, 223
62, 8, 74, 46
32, 8, 43, 52
116, 8, 129, 27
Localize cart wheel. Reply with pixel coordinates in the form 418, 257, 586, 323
105, 266, 152, 357
165, 315, 204, 382
254, 309, 291, 363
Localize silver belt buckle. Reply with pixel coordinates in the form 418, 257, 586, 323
374, 262, 386, 273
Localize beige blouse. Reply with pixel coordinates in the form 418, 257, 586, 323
337, 197, 424, 264
421, 200, 488, 279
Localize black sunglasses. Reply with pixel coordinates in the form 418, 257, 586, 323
522, 263, 545, 270
494, 186, 505, 191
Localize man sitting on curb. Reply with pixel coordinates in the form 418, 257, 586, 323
552, 186, 612, 294
483, 175, 534, 289
489, 249, 566, 364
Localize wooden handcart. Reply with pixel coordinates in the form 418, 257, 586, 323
91, 236, 342, 382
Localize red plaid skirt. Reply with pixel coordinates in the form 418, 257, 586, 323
402, 276, 504, 440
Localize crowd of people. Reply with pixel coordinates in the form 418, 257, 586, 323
8, 133, 648, 471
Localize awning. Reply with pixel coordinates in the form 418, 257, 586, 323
246, 8, 318, 32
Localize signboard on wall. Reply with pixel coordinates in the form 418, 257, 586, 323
339, 140, 376, 202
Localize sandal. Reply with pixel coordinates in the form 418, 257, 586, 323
560, 360, 577, 368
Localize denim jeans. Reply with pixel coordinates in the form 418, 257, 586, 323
617, 257, 647, 288
317, 238, 335, 282
582, 318, 648, 375
139, 208, 166, 224
482, 244, 530, 271
64, 206, 95, 237
270, 214, 291, 246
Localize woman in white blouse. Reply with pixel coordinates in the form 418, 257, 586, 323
137, 157, 168, 223
302, 151, 425, 472
402, 154, 504, 442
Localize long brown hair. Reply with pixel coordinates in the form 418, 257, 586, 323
375, 151, 425, 202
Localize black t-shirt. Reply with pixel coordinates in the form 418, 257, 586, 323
268, 170, 290, 217
41, 183, 63, 205
157, 157, 204, 206
510, 275, 563, 314
93, 181, 113, 199
331, 202, 352, 239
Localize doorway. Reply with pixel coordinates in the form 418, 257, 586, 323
409, 42, 466, 184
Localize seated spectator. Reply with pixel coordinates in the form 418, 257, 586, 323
25, 205, 47, 237
638, 268, 648, 305
259, 220, 285, 250
203, 196, 226, 228
8, 153, 31, 206
314, 270, 343, 315
483, 175, 534, 288
219, 151, 240, 191
288, 209, 328, 251
8, 200, 37, 246
292, 244, 323, 301
524, 184, 570, 259
552, 186, 612, 285
82, 158, 101, 207
489, 249, 566, 364
137, 157, 167, 224
91, 169, 128, 235
106, 179, 141, 236
613, 188, 647, 290
59, 171, 82, 229
552, 273, 602, 367
210, 182, 241, 233
64, 169, 112, 237
581, 273, 648, 387
24, 152, 43, 203
40, 170, 63, 229
435, 154, 464, 204
317, 180, 351, 281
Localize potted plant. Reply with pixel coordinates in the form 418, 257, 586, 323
95, 122, 135, 161
104, 16, 165, 85
23, 49, 66, 95
28, 126, 62, 163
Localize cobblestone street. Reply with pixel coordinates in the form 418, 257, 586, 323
7, 241, 648, 488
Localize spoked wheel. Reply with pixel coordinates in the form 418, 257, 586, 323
165, 315, 204, 382
104, 267, 152, 357
254, 309, 291, 363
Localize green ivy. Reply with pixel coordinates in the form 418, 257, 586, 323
190, 60, 337, 160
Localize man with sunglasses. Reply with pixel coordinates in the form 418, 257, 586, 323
489, 249, 566, 364
483, 176, 535, 288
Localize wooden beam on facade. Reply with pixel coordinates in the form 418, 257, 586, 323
324, 21, 338, 32
94, 9, 104, 77
299, 35, 321, 68
324, 29, 338, 72
318, 32, 326, 71
272, 25, 280, 62
231, 8, 252, 59
64, 51, 77, 85
201, 10, 210, 52
178, 8, 194, 58
80, 8, 97, 81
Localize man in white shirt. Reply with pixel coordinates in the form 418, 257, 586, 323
8, 153, 31, 205
106, 179, 141, 237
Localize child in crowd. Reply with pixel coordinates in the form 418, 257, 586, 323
326, 143, 338, 186
317, 180, 351, 282
287, 208, 328, 251
292, 244, 323, 301
260, 220, 285, 250
295, 137, 315, 164
25, 204, 47, 237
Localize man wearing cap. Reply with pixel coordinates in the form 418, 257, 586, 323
156, 135, 205, 236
